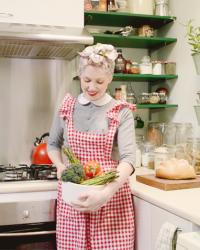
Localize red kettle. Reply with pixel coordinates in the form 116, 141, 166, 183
31, 133, 53, 165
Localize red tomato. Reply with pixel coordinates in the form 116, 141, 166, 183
83, 160, 102, 179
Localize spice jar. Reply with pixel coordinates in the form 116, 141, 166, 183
149, 92, 160, 104
115, 49, 126, 73
130, 62, 140, 74
140, 56, 152, 74
138, 92, 149, 104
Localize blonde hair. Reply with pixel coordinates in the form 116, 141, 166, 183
78, 43, 118, 76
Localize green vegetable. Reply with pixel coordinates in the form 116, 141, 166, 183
61, 163, 85, 184
62, 147, 81, 164
81, 170, 119, 185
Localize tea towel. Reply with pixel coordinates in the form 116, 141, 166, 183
155, 222, 179, 250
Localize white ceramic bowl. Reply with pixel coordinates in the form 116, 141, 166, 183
62, 182, 103, 204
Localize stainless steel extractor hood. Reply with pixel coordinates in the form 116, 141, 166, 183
0, 23, 94, 60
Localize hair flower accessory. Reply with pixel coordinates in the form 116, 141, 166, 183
79, 43, 118, 64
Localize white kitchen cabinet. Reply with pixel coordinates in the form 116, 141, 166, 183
134, 196, 196, 250
0, 0, 84, 27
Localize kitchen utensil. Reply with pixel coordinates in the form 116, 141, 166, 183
31, 133, 53, 165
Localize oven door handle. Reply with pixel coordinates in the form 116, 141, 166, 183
0, 230, 56, 237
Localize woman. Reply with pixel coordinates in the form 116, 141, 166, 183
47, 43, 136, 250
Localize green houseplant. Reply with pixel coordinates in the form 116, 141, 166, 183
186, 20, 200, 74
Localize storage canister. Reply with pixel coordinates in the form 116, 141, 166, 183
155, 0, 169, 16
140, 55, 152, 74
185, 137, 200, 174
128, 0, 154, 15
165, 61, 176, 74
152, 61, 165, 75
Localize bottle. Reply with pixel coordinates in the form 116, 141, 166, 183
115, 49, 126, 73
114, 88, 122, 100
97, 0, 107, 11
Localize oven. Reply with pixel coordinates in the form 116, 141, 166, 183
0, 197, 56, 249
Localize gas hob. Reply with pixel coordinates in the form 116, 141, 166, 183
0, 164, 57, 182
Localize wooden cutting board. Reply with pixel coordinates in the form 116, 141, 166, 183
136, 174, 200, 191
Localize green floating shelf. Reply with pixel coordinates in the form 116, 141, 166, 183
92, 33, 177, 49
85, 11, 176, 29
137, 104, 178, 109
113, 73, 178, 81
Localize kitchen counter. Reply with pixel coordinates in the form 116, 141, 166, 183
1, 168, 200, 227
130, 167, 200, 227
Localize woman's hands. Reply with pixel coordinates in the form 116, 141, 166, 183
71, 161, 134, 212
56, 163, 66, 179
70, 186, 114, 212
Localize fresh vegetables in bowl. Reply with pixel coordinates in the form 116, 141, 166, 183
61, 147, 119, 203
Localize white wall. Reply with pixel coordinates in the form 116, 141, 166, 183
154, 0, 200, 135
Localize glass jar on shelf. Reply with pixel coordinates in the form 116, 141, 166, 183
149, 92, 160, 104
152, 61, 165, 75
138, 92, 149, 104
130, 62, 140, 74
139, 55, 152, 74
126, 83, 137, 104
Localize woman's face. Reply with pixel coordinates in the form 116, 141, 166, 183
79, 65, 112, 101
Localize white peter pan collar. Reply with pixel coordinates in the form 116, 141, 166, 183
78, 93, 112, 106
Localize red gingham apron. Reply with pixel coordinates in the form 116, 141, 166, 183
57, 94, 135, 250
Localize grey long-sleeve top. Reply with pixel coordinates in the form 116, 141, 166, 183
47, 97, 136, 167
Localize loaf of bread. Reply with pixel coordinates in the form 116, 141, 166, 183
155, 158, 196, 180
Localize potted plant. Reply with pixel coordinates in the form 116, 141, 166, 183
186, 20, 200, 75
